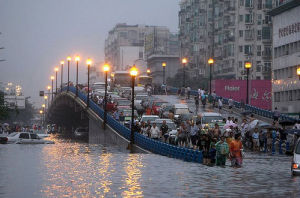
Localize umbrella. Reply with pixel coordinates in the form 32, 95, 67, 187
249, 120, 259, 130
284, 129, 300, 136
279, 120, 295, 126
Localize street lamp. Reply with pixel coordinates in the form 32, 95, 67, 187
245, 62, 252, 104
54, 67, 59, 95
103, 63, 110, 129
162, 62, 166, 85
75, 56, 80, 96
44, 95, 48, 109
208, 58, 214, 95
67, 56, 71, 91
129, 65, 138, 146
50, 76, 54, 102
182, 58, 188, 87
147, 69, 151, 76
60, 60, 64, 91
297, 67, 300, 80
86, 58, 92, 108
47, 86, 51, 105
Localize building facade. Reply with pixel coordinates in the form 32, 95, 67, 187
270, 0, 300, 115
105, 23, 149, 72
144, 27, 180, 85
179, 0, 273, 81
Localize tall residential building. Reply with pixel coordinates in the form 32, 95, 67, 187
144, 27, 180, 84
105, 23, 149, 72
179, 0, 273, 81
270, 0, 300, 115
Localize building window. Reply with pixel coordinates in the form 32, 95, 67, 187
257, 30, 262, 40
244, 45, 252, 55
239, 61, 243, 68
274, 92, 280, 102
245, 0, 253, 8
245, 14, 253, 24
257, 45, 261, 56
239, 0, 244, 6
257, 0, 262, 9
239, 15, 243, 22
262, 27, 271, 39
239, 46, 243, 52
239, 30, 243, 37
257, 14, 262, 25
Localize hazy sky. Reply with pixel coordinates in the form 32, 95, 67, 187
0, 0, 179, 106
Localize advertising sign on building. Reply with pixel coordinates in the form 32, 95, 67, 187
213, 80, 272, 110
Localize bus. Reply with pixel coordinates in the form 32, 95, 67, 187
138, 75, 152, 87
112, 71, 131, 87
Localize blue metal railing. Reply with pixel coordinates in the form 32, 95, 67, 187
167, 86, 297, 122
59, 86, 203, 163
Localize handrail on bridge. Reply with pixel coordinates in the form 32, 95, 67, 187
57, 86, 203, 163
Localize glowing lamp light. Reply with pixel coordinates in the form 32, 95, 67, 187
39, 110, 43, 114
245, 62, 252, 69
147, 69, 151, 73
130, 66, 138, 77
44, 96, 48, 99
60, 60, 65, 65
67, 56, 71, 61
42, 104, 45, 108
182, 58, 188, 64
47, 86, 51, 90
54, 67, 59, 72
111, 73, 115, 77
297, 67, 300, 76
86, 58, 92, 66
50, 76, 54, 80
208, 58, 214, 65
75, 56, 80, 62
103, 64, 110, 72
162, 62, 167, 67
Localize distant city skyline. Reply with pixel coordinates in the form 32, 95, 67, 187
0, 0, 179, 106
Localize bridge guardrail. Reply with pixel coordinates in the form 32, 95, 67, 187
60, 86, 203, 163
167, 86, 297, 122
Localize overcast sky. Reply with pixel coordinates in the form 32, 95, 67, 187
0, 0, 179, 106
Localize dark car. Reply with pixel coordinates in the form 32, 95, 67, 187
74, 127, 88, 140
0, 136, 8, 144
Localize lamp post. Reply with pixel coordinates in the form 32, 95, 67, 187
60, 60, 64, 91
297, 67, 300, 80
245, 62, 252, 104
50, 76, 54, 102
54, 67, 59, 95
44, 95, 48, 111
42, 104, 45, 125
75, 56, 80, 96
162, 62, 166, 85
39, 110, 43, 125
182, 58, 188, 87
103, 63, 110, 129
129, 65, 138, 146
67, 56, 71, 92
146, 69, 151, 76
47, 86, 51, 106
208, 58, 214, 95
86, 58, 92, 108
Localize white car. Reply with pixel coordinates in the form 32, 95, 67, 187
292, 139, 300, 175
7, 132, 54, 144
140, 115, 160, 123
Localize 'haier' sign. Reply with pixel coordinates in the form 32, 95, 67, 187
213, 80, 272, 110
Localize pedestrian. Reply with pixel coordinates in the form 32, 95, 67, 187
229, 133, 243, 168
113, 110, 120, 121
140, 122, 148, 136
273, 107, 281, 121
201, 93, 206, 108
160, 120, 169, 143
150, 123, 160, 140
187, 86, 191, 99
202, 134, 211, 165
119, 112, 125, 125
228, 97, 234, 113
209, 138, 217, 166
190, 122, 199, 149
259, 130, 266, 152
178, 122, 187, 147
252, 128, 260, 151
294, 120, 300, 129
218, 97, 223, 113
211, 91, 217, 107
215, 136, 229, 166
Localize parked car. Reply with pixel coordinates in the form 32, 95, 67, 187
292, 139, 300, 175
199, 112, 225, 129
140, 115, 160, 123
7, 132, 54, 144
74, 127, 88, 139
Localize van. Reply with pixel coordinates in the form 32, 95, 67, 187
173, 104, 190, 116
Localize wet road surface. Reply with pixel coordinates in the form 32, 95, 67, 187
0, 135, 299, 198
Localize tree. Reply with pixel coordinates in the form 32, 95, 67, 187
0, 91, 9, 120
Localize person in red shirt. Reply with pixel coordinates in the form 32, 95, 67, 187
229, 133, 243, 168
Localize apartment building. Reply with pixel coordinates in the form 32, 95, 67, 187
179, 0, 273, 80
270, 0, 300, 114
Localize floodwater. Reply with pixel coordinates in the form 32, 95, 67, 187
0, 135, 299, 198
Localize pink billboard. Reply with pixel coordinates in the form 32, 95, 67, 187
212, 80, 272, 110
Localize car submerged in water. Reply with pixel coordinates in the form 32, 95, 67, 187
6, 132, 54, 144
292, 139, 300, 176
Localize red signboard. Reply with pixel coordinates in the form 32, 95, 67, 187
213, 80, 272, 110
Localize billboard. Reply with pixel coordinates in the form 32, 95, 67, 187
213, 80, 272, 110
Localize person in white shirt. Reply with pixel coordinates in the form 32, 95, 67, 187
240, 119, 249, 138
294, 121, 300, 129
150, 123, 160, 140
218, 98, 223, 112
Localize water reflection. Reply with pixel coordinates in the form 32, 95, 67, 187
122, 154, 144, 198
95, 151, 113, 196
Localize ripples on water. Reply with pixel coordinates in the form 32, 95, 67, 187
0, 135, 300, 198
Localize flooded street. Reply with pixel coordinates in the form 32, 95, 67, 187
0, 135, 299, 198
